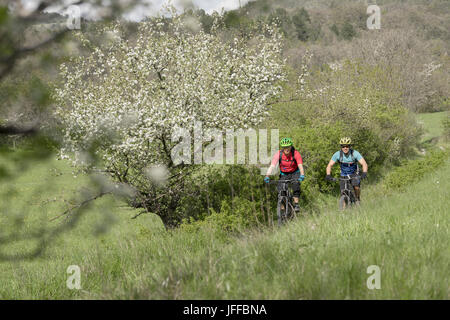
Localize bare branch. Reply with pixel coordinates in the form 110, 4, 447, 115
49, 190, 112, 222
0, 29, 69, 81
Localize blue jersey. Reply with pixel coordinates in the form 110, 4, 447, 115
331, 150, 363, 176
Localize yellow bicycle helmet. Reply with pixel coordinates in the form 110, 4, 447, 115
339, 137, 352, 145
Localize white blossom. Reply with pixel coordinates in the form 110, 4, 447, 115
54, 12, 286, 176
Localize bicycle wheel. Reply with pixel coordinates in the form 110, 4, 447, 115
288, 202, 298, 220
339, 195, 349, 210
277, 198, 289, 226
276, 200, 283, 226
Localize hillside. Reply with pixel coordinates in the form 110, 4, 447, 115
0, 113, 448, 299
0, 0, 448, 300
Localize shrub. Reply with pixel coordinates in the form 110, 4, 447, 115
176, 164, 273, 231
382, 149, 449, 192
261, 59, 423, 210
443, 115, 450, 141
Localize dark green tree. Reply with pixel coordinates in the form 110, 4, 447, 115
341, 21, 356, 40
291, 8, 311, 41
330, 23, 340, 37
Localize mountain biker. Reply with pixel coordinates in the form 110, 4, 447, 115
264, 137, 305, 212
325, 137, 368, 203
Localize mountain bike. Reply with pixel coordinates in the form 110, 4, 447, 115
268, 179, 299, 226
330, 175, 358, 210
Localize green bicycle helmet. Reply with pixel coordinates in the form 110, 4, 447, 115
280, 137, 293, 147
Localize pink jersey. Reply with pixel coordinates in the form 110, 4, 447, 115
271, 149, 303, 173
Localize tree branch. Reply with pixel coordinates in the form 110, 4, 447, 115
0, 125, 38, 135
0, 29, 70, 81
49, 190, 112, 222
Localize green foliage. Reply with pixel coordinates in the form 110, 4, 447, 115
267, 8, 291, 36
291, 8, 311, 41
382, 148, 449, 192
443, 114, 450, 141
416, 111, 448, 142
273, 60, 422, 178
180, 199, 250, 238
330, 24, 339, 37
0, 6, 8, 25
223, 10, 254, 34
179, 61, 425, 230
290, 8, 321, 42
340, 21, 356, 40
196, 9, 215, 33
329, 21, 357, 40
0, 6, 13, 61
176, 165, 272, 231
1, 151, 449, 298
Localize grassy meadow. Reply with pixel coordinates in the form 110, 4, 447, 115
0, 113, 448, 299
416, 111, 449, 143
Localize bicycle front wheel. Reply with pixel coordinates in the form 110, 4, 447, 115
288, 202, 297, 220
277, 199, 289, 226
276, 200, 283, 226
339, 195, 349, 210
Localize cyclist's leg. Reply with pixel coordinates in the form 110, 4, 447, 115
352, 176, 361, 202
339, 178, 346, 195
339, 178, 348, 209
280, 171, 299, 212
291, 171, 300, 204
353, 186, 360, 201
278, 173, 288, 210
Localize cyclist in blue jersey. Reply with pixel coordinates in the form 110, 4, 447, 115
325, 137, 368, 203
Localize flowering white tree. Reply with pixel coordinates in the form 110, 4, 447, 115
54, 10, 286, 227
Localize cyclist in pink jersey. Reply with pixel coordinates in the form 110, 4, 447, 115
264, 138, 305, 212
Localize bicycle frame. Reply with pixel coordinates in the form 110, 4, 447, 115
335, 175, 358, 210
340, 177, 356, 201
269, 179, 298, 226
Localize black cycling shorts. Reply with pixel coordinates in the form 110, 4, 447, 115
339, 175, 360, 192
278, 171, 300, 197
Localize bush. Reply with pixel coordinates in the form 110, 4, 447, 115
443, 115, 450, 141
382, 149, 449, 192
176, 164, 274, 231
340, 22, 356, 40
181, 59, 425, 231
274, 60, 421, 165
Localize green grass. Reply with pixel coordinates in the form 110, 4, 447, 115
0, 149, 448, 299
0, 111, 448, 299
416, 111, 449, 143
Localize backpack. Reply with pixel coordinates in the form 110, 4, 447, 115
338, 148, 355, 163
278, 146, 298, 169
338, 149, 359, 173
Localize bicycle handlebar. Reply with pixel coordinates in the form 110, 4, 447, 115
329, 174, 361, 182
267, 179, 300, 185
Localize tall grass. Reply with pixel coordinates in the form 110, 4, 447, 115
0, 150, 448, 299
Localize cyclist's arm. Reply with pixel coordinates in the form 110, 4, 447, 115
265, 152, 280, 176
298, 164, 305, 176
265, 164, 276, 177
358, 158, 368, 173
294, 151, 305, 176
326, 160, 336, 175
